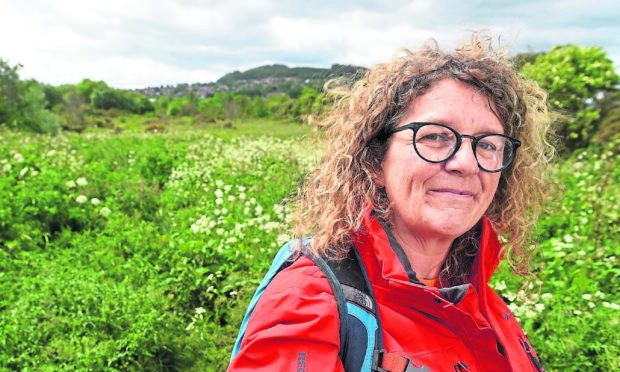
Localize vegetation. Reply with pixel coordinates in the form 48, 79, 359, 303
216, 63, 364, 87
521, 45, 620, 153
0, 44, 619, 371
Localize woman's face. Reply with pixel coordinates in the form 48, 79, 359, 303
380, 79, 503, 242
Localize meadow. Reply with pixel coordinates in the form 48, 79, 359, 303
0, 119, 618, 371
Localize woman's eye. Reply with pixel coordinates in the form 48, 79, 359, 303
478, 141, 497, 151
420, 133, 448, 141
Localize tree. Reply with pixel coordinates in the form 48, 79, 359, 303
91, 87, 125, 110
77, 79, 108, 102
521, 45, 620, 152
60, 87, 89, 131
0, 58, 22, 127
0, 60, 59, 133
292, 88, 318, 121
19, 81, 60, 134
592, 90, 620, 153
181, 91, 199, 116
167, 97, 183, 116
250, 96, 268, 118
232, 94, 251, 117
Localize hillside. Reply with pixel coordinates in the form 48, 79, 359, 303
133, 63, 366, 99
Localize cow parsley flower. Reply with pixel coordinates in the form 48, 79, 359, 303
100, 207, 111, 217
76, 195, 87, 203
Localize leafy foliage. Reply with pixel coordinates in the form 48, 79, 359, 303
521, 45, 620, 152
0, 124, 318, 371
490, 143, 620, 371
592, 90, 620, 152
0, 59, 59, 134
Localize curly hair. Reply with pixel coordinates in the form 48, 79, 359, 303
291, 31, 554, 284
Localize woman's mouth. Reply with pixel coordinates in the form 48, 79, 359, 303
428, 188, 475, 198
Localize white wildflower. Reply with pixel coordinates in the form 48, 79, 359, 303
19, 167, 29, 177
582, 294, 592, 300
535, 303, 545, 312
76, 195, 88, 203
255, 205, 263, 215
76, 177, 88, 186
263, 221, 280, 232
65, 180, 76, 188
215, 189, 223, 198
238, 186, 246, 192
541, 293, 552, 302
195, 307, 206, 315
224, 185, 231, 192
91, 198, 101, 206
595, 291, 605, 299
100, 207, 111, 217
603, 302, 619, 310
239, 192, 246, 200
215, 198, 223, 205
216, 180, 223, 187
14, 153, 24, 162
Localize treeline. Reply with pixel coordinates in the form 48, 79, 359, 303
160, 88, 328, 123
1, 44, 619, 154
0, 64, 154, 134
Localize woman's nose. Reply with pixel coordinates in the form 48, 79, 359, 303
444, 139, 479, 174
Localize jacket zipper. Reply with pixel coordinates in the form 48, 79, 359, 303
519, 336, 545, 371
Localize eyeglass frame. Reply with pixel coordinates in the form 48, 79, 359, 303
386, 122, 522, 173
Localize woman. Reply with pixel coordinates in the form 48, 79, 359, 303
228, 31, 552, 371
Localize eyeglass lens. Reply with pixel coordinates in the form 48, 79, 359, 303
414, 124, 515, 171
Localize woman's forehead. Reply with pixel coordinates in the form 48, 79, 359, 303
397, 79, 505, 133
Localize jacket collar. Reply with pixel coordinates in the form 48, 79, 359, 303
352, 208, 504, 289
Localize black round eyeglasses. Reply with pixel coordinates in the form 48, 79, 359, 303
387, 122, 521, 173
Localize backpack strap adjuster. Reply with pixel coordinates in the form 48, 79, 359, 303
372, 349, 431, 372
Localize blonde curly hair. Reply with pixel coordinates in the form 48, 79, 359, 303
292, 31, 554, 284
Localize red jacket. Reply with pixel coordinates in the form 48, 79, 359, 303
229, 212, 543, 371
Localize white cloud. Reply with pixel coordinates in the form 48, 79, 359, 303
1, 0, 618, 88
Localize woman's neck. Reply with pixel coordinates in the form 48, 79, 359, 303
391, 225, 453, 280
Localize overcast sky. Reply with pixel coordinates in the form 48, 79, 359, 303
2, 0, 619, 89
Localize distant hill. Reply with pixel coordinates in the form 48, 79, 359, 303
217, 64, 364, 85
133, 63, 366, 99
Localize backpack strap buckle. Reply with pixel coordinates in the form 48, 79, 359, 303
372, 349, 431, 372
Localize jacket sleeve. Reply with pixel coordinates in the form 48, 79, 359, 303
228, 256, 344, 372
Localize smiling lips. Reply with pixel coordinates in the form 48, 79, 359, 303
429, 188, 475, 198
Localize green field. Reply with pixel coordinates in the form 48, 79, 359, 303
1, 120, 618, 371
